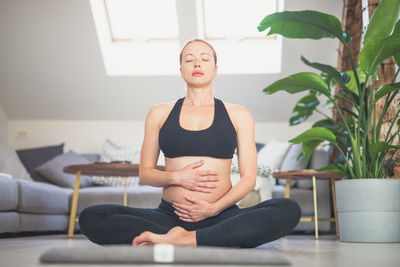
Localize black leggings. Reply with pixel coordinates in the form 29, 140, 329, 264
79, 198, 301, 248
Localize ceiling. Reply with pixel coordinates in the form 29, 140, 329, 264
0, 0, 342, 121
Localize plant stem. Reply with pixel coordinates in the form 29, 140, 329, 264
393, 67, 400, 83
333, 143, 355, 178
376, 92, 397, 141
387, 129, 400, 145
384, 105, 400, 144
328, 95, 353, 137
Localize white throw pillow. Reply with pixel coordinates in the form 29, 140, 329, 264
92, 139, 141, 187
257, 140, 291, 170
231, 153, 278, 178
92, 139, 164, 187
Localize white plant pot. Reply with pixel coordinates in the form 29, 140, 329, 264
335, 179, 400, 242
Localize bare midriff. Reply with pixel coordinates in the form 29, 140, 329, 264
162, 156, 232, 205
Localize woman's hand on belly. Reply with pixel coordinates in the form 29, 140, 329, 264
172, 195, 218, 222
163, 156, 233, 222
175, 160, 219, 193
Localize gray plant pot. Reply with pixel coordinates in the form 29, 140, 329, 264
335, 179, 400, 242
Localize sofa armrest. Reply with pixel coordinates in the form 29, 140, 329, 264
0, 175, 18, 211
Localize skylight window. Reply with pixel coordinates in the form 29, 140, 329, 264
90, 0, 283, 76
202, 0, 277, 40
200, 0, 282, 74
105, 0, 179, 41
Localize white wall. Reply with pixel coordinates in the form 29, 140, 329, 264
0, 99, 8, 146
8, 120, 314, 153
4, 0, 342, 152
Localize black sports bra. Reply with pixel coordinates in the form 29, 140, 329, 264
159, 97, 237, 159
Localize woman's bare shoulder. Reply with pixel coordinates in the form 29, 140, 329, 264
223, 101, 252, 117
147, 101, 176, 128
223, 101, 253, 132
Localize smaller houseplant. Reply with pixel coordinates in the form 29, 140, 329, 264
258, 0, 400, 242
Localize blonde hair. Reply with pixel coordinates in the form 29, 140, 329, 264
179, 39, 217, 66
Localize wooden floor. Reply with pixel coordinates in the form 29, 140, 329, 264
0, 233, 399, 267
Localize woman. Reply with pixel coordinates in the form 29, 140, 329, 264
79, 39, 301, 248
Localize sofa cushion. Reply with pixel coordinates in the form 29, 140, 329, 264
0, 144, 32, 180
18, 213, 69, 233
273, 187, 313, 214
75, 185, 163, 214
278, 144, 304, 187
0, 175, 18, 211
17, 179, 72, 214
16, 143, 64, 180
80, 153, 100, 163
36, 151, 94, 188
0, 212, 19, 233
280, 144, 304, 171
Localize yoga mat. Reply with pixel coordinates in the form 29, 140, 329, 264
40, 244, 291, 265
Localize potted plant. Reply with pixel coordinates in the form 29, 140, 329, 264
258, 0, 400, 242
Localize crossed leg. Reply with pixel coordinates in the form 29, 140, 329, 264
132, 198, 301, 248
79, 204, 178, 245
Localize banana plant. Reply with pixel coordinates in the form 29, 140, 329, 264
258, 0, 400, 178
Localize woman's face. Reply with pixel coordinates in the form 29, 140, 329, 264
180, 41, 218, 87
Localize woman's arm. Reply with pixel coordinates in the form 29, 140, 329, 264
139, 104, 180, 187
139, 104, 220, 191
212, 105, 257, 214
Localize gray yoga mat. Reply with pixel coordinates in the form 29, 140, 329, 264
40, 244, 291, 265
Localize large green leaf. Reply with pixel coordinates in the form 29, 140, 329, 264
312, 119, 337, 130
369, 142, 400, 160
360, 20, 400, 76
300, 55, 350, 85
375, 82, 400, 101
395, 53, 400, 67
301, 140, 322, 167
290, 127, 337, 144
344, 67, 367, 95
263, 72, 330, 97
290, 94, 320, 125
289, 127, 337, 164
257, 10, 347, 43
297, 94, 320, 107
363, 0, 400, 46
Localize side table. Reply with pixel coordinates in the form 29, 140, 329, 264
63, 163, 165, 239
272, 169, 342, 239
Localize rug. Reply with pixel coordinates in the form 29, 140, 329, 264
40, 244, 291, 265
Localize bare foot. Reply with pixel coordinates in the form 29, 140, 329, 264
132, 226, 196, 247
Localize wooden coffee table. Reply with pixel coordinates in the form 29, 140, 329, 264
272, 169, 342, 239
63, 163, 165, 239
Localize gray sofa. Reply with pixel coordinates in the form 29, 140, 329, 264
0, 173, 163, 234
0, 145, 333, 235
